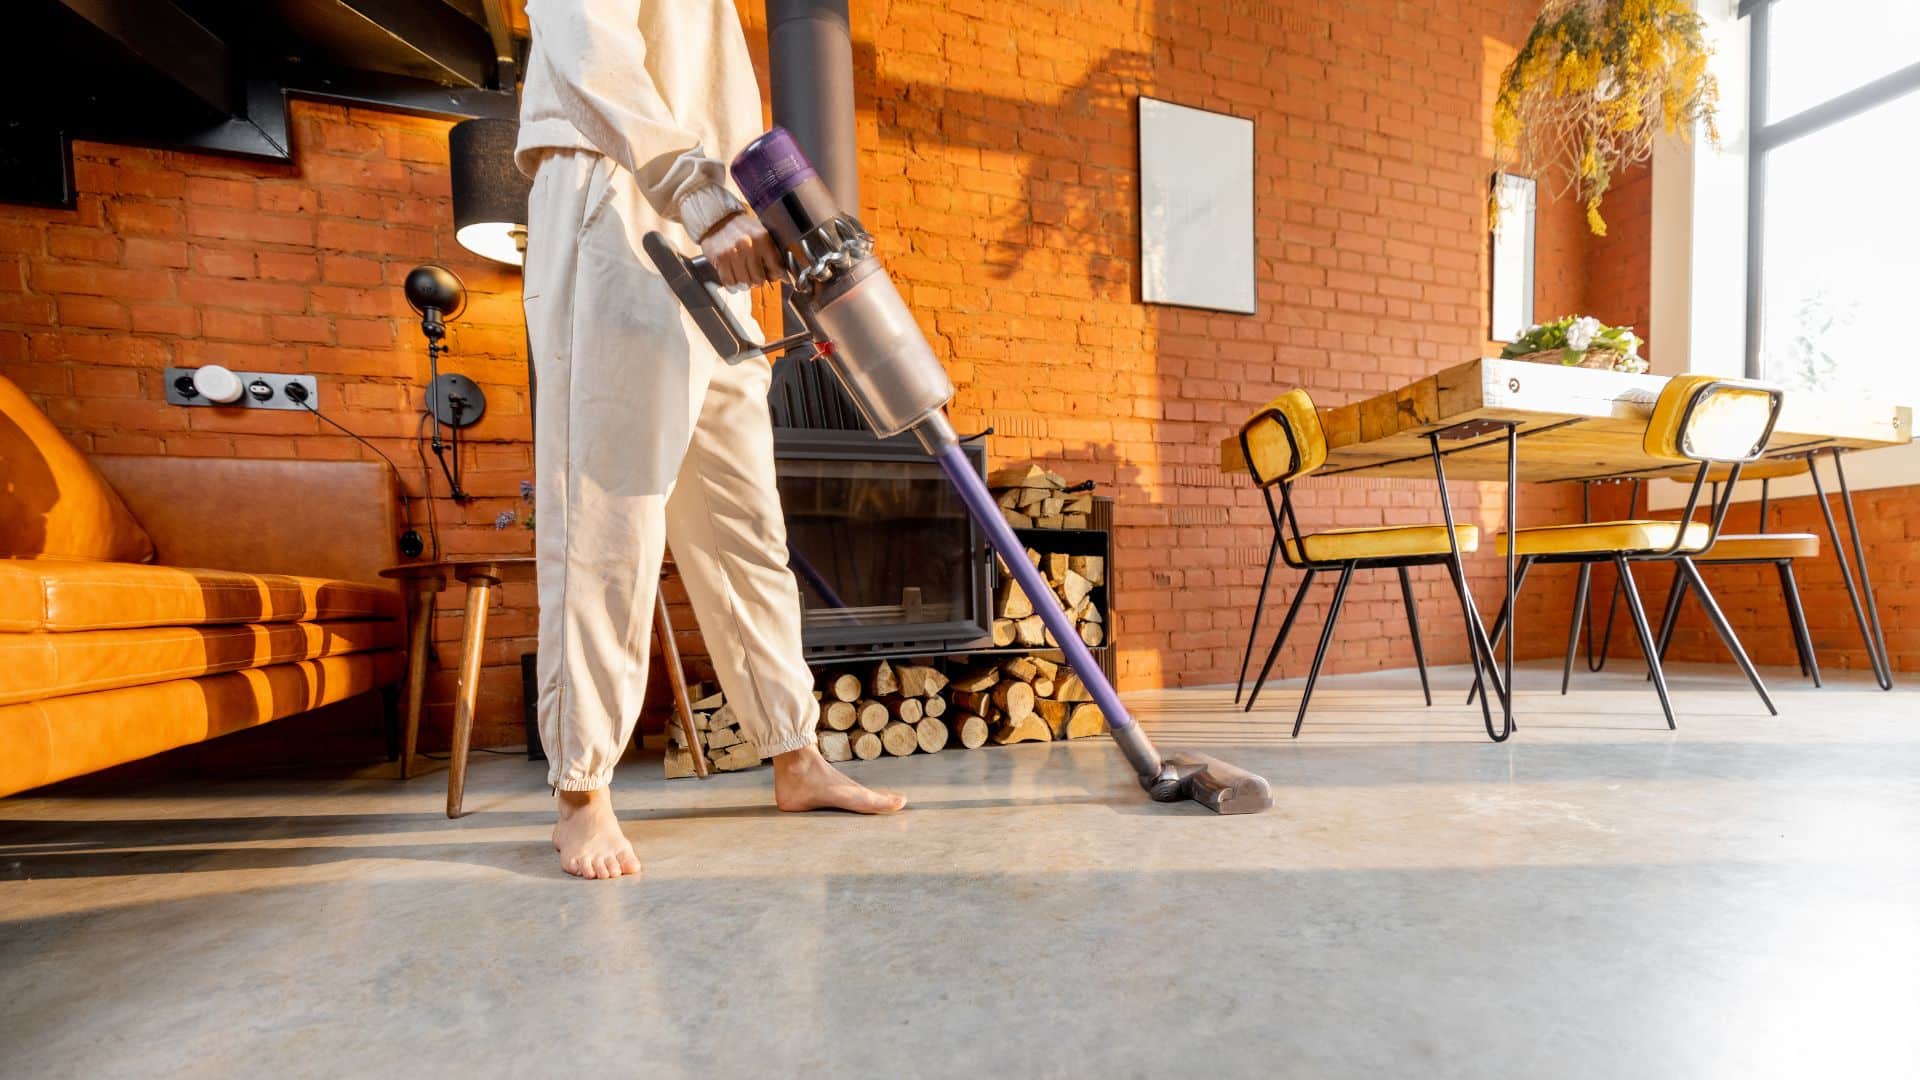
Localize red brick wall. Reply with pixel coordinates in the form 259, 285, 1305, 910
1582, 161, 1652, 359
3, 2, 1610, 753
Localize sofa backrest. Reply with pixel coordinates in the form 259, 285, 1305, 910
90, 455, 403, 587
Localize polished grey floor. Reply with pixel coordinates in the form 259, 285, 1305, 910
3, 663, 1917, 1078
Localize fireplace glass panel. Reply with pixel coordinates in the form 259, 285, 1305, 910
777, 454, 985, 651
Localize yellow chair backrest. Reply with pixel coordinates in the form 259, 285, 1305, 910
1643, 375, 1784, 464
1239, 389, 1328, 486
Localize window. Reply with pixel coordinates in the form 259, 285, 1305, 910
1746, 0, 1920, 403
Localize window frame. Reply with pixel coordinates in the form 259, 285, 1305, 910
1742, 0, 1920, 378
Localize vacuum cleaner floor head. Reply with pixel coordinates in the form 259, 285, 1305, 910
1163, 752, 1274, 815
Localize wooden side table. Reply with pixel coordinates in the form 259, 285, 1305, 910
382, 556, 707, 818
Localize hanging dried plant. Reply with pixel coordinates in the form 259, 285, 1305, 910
1493, 0, 1719, 235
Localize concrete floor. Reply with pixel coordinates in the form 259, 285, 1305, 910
3, 662, 1918, 1078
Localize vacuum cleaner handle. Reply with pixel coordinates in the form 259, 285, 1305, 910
641, 231, 817, 363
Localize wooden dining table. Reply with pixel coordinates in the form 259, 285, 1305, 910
1218, 357, 1914, 735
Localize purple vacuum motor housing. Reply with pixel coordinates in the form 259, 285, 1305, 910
731, 127, 818, 212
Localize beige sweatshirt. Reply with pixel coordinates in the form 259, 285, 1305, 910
516, 0, 763, 240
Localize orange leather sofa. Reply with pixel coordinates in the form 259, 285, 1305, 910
1, 374, 406, 797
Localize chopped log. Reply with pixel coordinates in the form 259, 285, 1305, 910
896, 664, 935, 697
1066, 703, 1106, 739
1061, 569, 1093, 608
1079, 622, 1104, 647
997, 580, 1034, 619
711, 703, 736, 729
1026, 547, 1042, 568
991, 714, 1053, 745
1082, 601, 1103, 624
920, 667, 949, 694
1045, 552, 1069, 581
922, 694, 947, 718
951, 689, 994, 715
848, 729, 883, 760
990, 680, 1036, 722
691, 710, 713, 731
825, 672, 861, 703
1060, 513, 1088, 528
711, 742, 763, 771
1053, 670, 1092, 702
1063, 494, 1093, 514
664, 748, 697, 778
914, 716, 948, 754
855, 699, 889, 733
881, 721, 919, 757
996, 488, 1023, 509
818, 730, 853, 762
1068, 555, 1105, 585
1035, 698, 1071, 739
882, 694, 924, 725
1015, 615, 1047, 646
689, 691, 725, 712
869, 660, 898, 697
1030, 656, 1059, 681
990, 619, 1017, 646
989, 463, 1056, 488
948, 712, 989, 749
950, 667, 1000, 693
706, 725, 743, 750
1002, 510, 1034, 528
1033, 677, 1055, 698
820, 700, 857, 731
1017, 488, 1049, 509
1034, 515, 1063, 529
1003, 657, 1039, 683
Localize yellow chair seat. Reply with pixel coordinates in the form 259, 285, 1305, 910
1286, 524, 1479, 563
1495, 520, 1711, 557
1696, 532, 1819, 561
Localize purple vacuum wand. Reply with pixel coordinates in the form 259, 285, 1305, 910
645, 129, 1270, 814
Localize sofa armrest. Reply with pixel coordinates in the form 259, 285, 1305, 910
89, 455, 403, 587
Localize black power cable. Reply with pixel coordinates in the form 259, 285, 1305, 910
291, 388, 431, 560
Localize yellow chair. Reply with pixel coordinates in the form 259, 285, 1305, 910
1486, 376, 1787, 728
1235, 390, 1500, 737
1648, 459, 1824, 686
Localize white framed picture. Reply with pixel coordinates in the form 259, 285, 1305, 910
1490, 173, 1536, 342
1138, 97, 1256, 315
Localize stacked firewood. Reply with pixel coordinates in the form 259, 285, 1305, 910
989, 548, 1105, 649
813, 660, 982, 761
949, 655, 1106, 744
990, 464, 1094, 529
664, 682, 762, 778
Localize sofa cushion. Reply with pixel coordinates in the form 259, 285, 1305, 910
0, 650, 404, 797
0, 618, 401, 707
0, 374, 155, 563
0, 559, 402, 632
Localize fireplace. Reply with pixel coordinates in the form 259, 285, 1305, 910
774, 428, 992, 660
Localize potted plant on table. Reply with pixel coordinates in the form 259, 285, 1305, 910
1502, 315, 1649, 374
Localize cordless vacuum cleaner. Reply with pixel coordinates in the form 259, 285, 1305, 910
644, 128, 1272, 815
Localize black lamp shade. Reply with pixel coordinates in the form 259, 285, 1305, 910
450, 117, 532, 266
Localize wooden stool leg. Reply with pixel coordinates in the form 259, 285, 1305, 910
655, 590, 708, 778
448, 575, 496, 818
400, 583, 437, 780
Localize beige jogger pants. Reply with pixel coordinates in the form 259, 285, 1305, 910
522, 149, 817, 791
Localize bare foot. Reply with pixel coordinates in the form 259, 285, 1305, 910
552, 788, 641, 879
772, 745, 907, 814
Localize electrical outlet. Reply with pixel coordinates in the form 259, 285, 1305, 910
164, 368, 318, 412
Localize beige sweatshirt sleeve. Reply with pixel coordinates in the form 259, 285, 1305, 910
523, 0, 744, 239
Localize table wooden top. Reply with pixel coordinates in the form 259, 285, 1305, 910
1218, 358, 1914, 483
380, 557, 535, 582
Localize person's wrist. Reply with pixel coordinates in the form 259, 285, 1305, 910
696, 210, 744, 244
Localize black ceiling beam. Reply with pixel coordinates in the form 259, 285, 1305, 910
476, 0, 519, 90
320, 0, 495, 89
57, 0, 235, 114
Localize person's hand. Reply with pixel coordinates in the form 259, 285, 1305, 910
699, 213, 783, 289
